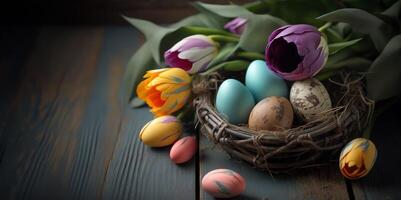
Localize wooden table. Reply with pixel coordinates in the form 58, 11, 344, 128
1, 26, 400, 200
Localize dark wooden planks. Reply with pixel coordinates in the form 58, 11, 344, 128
101, 26, 196, 200
351, 102, 401, 200
0, 27, 105, 199
199, 135, 350, 199
0, 27, 37, 162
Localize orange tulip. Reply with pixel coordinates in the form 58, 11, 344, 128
137, 68, 191, 116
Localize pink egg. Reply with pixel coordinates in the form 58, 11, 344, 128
202, 169, 246, 198
169, 136, 197, 164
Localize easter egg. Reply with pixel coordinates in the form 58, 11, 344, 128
339, 138, 377, 180
202, 169, 246, 198
170, 136, 197, 164
215, 79, 255, 124
139, 115, 182, 147
290, 78, 332, 121
248, 96, 293, 131
245, 60, 288, 102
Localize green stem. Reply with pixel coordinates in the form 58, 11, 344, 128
318, 22, 332, 32
235, 51, 265, 60
202, 60, 250, 75
182, 26, 238, 37
208, 35, 240, 43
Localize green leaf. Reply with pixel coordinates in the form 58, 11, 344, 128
239, 14, 287, 52
193, 2, 287, 52
325, 27, 344, 43
382, 0, 401, 20
328, 38, 362, 55
129, 97, 146, 108
193, 2, 252, 18
367, 34, 401, 101
322, 57, 372, 73
261, 0, 338, 26
207, 43, 238, 68
202, 60, 250, 75
124, 14, 222, 65
123, 16, 176, 65
123, 42, 156, 102
317, 8, 394, 51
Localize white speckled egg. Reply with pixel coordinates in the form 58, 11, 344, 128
139, 115, 182, 147
290, 78, 332, 121
202, 169, 246, 198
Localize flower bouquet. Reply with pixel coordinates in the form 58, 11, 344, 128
124, 0, 401, 188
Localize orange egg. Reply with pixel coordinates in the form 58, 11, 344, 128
248, 96, 293, 131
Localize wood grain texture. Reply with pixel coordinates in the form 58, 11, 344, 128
351, 102, 401, 200
199, 135, 350, 200
99, 26, 196, 200
0, 26, 196, 200
0, 27, 104, 199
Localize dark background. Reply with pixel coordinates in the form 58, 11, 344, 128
0, 0, 253, 25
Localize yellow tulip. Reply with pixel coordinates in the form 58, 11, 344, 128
339, 138, 377, 180
137, 68, 191, 116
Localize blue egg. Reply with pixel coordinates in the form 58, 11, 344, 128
245, 60, 288, 102
215, 79, 255, 124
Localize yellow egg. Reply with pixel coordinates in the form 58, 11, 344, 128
248, 96, 293, 132
139, 115, 182, 147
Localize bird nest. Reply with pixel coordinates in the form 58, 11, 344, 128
193, 72, 374, 173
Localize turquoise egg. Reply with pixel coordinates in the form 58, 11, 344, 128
245, 60, 288, 102
215, 79, 255, 124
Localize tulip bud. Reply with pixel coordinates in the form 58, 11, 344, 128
164, 35, 218, 74
224, 17, 247, 35
339, 138, 377, 180
137, 68, 191, 116
265, 24, 329, 81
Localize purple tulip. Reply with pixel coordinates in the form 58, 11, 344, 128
164, 35, 218, 74
224, 17, 247, 35
265, 24, 328, 81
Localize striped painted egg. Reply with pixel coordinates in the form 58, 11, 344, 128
139, 115, 182, 147
170, 136, 197, 164
202, 169, 246, 198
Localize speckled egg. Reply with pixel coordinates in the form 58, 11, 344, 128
215, 79, 255, 124
170, 136, 197, 164
248, 96, 293, 131
139, 115, 182, 147
290, 78, 332, 121
245, 60, 288, 102
202, 169, 246, 198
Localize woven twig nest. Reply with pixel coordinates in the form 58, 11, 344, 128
193, 72, 374, 173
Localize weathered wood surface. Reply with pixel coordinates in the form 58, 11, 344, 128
0, 26, 195, 200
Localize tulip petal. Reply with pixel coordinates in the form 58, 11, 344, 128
178, 46, 216, 62
268, 25, 291, 43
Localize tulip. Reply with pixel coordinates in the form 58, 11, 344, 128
265, 24, 329, 81
164, 35, 218, 74
224, 17, 247, 35
339, 138, 377, 180
137, 68, 191, 116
